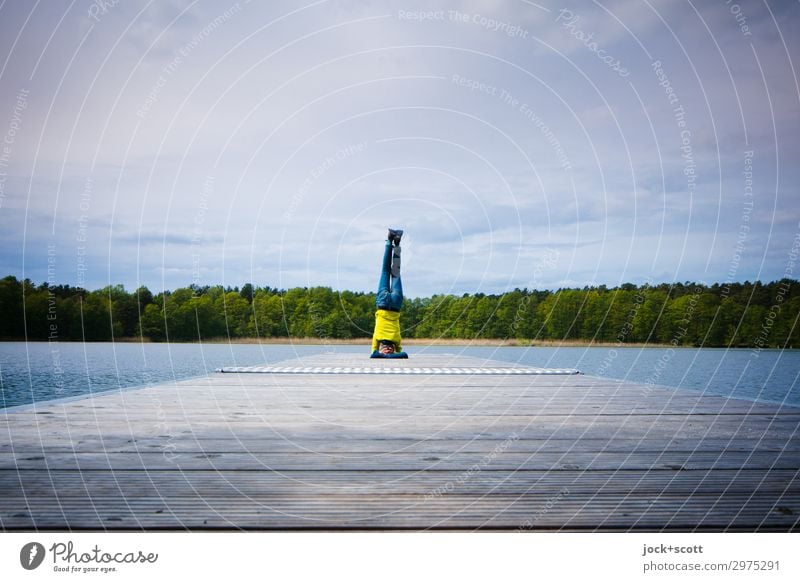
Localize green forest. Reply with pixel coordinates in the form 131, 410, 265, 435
1, 275, 797, 348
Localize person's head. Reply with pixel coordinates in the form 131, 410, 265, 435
379, 340, 396, 354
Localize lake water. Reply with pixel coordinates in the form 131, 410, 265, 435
1, 342, 798, 409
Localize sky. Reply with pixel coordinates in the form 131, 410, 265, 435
0, 0, 798, 298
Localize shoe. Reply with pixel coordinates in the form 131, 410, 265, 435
388, 228, 403, 246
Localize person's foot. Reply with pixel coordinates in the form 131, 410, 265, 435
388, 228, 403, 245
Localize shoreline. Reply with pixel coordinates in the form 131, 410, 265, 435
1, 337, 791, 349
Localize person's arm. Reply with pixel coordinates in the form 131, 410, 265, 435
370, 350, 408, 359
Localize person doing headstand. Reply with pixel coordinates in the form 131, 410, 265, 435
371, 228, 408, 358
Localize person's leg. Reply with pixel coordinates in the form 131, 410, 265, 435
376, 239, 393, 308
389, 271, 403, 310
391, 229, 405, 308
391, 243, 401, 279
386, 241, 404, 310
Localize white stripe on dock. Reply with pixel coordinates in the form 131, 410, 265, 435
216, 366, 581, 375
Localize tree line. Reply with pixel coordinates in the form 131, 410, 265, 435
1, 275, 797, 348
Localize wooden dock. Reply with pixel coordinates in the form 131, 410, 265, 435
1, 353, 798, 531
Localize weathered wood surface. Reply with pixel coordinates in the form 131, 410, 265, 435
1, 353, 798, 531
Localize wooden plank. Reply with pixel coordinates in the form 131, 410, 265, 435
3, 437, 797, 454
3, 418, 796, 440
3, 403, 792, 416
2, 450, 799, 471
2, 496, 797, 530
2, 469, 798, 497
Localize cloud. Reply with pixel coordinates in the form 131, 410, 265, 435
0, 0, 797, 297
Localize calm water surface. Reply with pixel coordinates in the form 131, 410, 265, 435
1, 342, 798, 409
